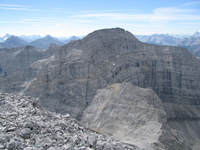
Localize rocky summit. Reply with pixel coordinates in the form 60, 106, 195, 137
0, 92, 140, 150
0, 28, 200, 149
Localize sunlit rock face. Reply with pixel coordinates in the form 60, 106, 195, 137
82, 82, 192, 150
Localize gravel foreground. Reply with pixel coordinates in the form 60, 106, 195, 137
0, 92, 141, 150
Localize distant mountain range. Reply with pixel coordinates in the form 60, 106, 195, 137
0, 32, 199, 57
0, 34, 81, 49
136, 31, 200, 57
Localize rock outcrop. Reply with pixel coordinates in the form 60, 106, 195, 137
82, 82, 192, 150
0, 92, 140, 150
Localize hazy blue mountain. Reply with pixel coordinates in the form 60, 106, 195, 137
0, 33, 11, 42
63, 36, 80, 44
0, 37, 3, 43
136, 34, 180, 45
0, 34, 82, 49
192, 31, 200, 37
19, 34, 42, 42
176, 32, 200, 56
2, 35, 28, 48
137, 32, 200, 57
29, 35, 64, 49
3, 33, 11, 41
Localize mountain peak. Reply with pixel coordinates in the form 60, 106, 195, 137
3, 33, 11, 41
85, 27, 139, 42
44, 34, 53, 38
193, 31, 200, 37
4, 33, 11, 37
3, 35, 28, 48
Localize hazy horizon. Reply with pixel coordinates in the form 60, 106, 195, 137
0, 29, 198, 38
0, 0, 200, 37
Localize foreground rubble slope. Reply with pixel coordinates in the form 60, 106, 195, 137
0, 92, 140, 150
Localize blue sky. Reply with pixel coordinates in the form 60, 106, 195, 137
0, 0, 200, 36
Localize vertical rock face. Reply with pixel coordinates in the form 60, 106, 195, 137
0, 46, 45, 92
0, 45, 58, 93
28, 46, 106, 118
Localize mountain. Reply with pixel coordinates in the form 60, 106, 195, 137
63, 36, 80, 44
0, 33, 11, 42
0, 34, 80, 49
192, 31, 200, 37
29, 35, 64, 49
177, 32, 200, 57
19, 34, 42, 42
137, 32, 200, 57
1, 35, 28, 48
0, 28, 200, 149
3, 33, 11, 41
136, 34, 180, 45
30, 28, 200, 149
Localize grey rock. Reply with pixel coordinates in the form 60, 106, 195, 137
47, 147, 56, 150
19, 128, 32, 139
87, 136, 97, 149
62, 144, 74, 150
24, 147, 33, 150
23, 121, 40, 134
0, 144, 4, 149
6, 140, 16, 149
1, 126, 8, 132
0, 136, 8, 143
